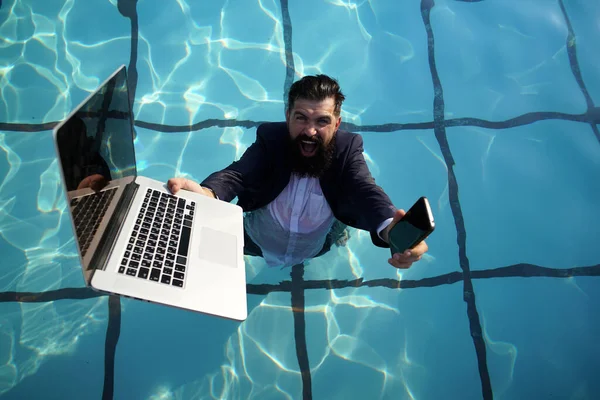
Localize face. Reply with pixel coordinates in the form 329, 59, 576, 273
285, 97, 342, 177
286, 97, 342, 156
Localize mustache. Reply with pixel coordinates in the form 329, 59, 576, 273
295, 134, 323, 144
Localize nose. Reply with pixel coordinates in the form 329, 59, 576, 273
304, 125, 317, 137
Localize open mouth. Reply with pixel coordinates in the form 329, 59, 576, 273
299, 140, 318, 156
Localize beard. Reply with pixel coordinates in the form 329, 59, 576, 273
287, 132, 336, 178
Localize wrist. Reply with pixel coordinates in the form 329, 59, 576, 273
201, 186, 217, 199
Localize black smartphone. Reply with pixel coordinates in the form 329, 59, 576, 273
389, 196, 435, 256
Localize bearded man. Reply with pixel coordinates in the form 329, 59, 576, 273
167, 74, 428, 269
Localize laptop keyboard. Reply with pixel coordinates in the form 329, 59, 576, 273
118, 188, 195, 288
71, 187, 118, 257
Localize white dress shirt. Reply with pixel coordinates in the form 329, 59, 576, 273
244, 174, 393, 268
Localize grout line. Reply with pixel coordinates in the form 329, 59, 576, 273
280, 0, 295, 106
102, 296, 122, 400
557, 0, 600, 145
1, 263, 598, 302
420, 1, 492, 399
290, 264, 312, 400
279, 3, 312, 398
0, 287, 104, 302
3, 108, 600, 134
117, 0, 140, 111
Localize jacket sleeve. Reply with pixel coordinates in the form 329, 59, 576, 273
342, 134, 397, 248
200, 126, 271, 203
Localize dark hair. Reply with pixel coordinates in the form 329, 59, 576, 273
287, 74, 346, 116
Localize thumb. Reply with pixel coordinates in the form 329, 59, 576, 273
394, 209, 406, 223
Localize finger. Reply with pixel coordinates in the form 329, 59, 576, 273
393, 252, 422, 263
388, 259, 412, 269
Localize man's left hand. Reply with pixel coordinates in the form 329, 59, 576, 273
383, 209, 429, 269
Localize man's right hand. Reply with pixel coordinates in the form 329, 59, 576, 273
167, 177, 216, 198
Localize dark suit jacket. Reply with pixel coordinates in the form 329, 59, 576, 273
201, 122, 397, 248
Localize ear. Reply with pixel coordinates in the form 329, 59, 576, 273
285, 108, 290, 123
335, 115, 342, 130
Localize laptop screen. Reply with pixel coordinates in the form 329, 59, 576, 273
56, 67, 136, 191
55, 66, 137, 269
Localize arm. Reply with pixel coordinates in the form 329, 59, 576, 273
200, 125, 271, 202
342, 134, 396, 247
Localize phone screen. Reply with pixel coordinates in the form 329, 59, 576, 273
389, 219, 428, 255
388, 197, 434, 255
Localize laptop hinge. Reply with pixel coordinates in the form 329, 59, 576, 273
89, 181, 139, 274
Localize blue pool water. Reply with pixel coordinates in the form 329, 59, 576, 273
1, 0, 600, 399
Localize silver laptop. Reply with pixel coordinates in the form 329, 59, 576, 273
52, 65, 247, 321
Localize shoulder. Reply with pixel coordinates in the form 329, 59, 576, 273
334, 127, 364, 157
256, 122, 288, 142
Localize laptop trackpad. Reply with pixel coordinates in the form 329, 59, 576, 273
197, 226, 238, 268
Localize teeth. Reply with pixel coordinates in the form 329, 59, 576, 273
302, 140, 316, 144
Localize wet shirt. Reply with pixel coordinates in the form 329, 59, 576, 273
244, 174, 336, 267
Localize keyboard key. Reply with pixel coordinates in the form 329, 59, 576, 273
150, 269, 161, 281
150, 233, 158, 240
134, 246, 143, 254
155, 254, 164, 262
168, 246, 177, 254
118, 266, 125, 274
175, 264, 185, 272
174, 272, 184, 280
163, 267, 173, 275
131, 254, 141, 261
172, 279, 183, 288
141, 260, 151, 267
156, 247, 165, 255
129, 261, 139, 269
126, 268, 137, 276
146, 246, 155, 254
166, 253, 175, 261
176, 256, 187, 265
165, 260, 174, 267
140, 228, 149, 235
138, 268, 149, 279
143, 253, 152, 260
153, 261, 162, 268
121, 258, 127, 265
161, 275, 171, 285
124, 251, 131, 258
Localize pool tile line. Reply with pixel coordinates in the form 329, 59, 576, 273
558, 0, 600, 145
0, 287, 104, 302
558, 0, 594, 110
277, 7, 314, 399
102, 295, 122, 400
280, 0, 295, 107
1, 263, 598, 303
3, 107, 600, 134
117, 0, 140, 113
421, 1, 492, 399
291, 263, 312, 400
